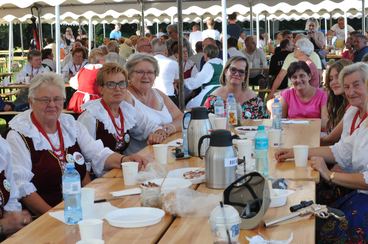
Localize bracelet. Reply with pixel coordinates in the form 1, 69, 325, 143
120, 155, 128, 163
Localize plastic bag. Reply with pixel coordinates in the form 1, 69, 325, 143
162, 188, 222, 217
136, 163, 168, 183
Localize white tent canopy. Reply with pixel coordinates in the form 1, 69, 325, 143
0, 0, 367, 24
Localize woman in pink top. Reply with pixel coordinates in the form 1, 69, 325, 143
280, 61, 328, 130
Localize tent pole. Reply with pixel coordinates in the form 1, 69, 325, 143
324, 18, 328, 47
51, 24, 54, 39
267, 18, 271, 41
344, 11, 348, 42
222, 0, 228, 65
103, 23, 106, 38
200, 16, 203, 31
140, 1, 145, 37
363, 0, 366, 34
156, 22, 159, 34
39, 12, 43, 49
88, 18, 92, 54
20, 22, 24, 56
8, 21, 13, 73
250, 1, 253, 36
55, 5, 61, 74
93, 24, 96, 48
256, 13, 260, 48
177, 0, 185, 110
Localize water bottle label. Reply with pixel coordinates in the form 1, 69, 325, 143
214, 107, 224, 117
224, 157, 238, 167
63, 181, 81, 194
255, 138, 268, 150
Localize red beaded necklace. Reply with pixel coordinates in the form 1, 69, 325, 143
100, 99, 125, 141
31, 112, 66, 162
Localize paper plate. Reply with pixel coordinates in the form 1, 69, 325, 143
234, 126, 258, 139
144, 178, 192, 193
167, 167, 205, 184
105, 207, 165, 228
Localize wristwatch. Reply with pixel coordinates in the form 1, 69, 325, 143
329, 172, 336, 182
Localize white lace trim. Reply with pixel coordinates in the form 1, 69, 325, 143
81, 99, 137, 135
8, 110, 78, 151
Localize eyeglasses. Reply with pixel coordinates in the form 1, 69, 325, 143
104, 80, 128, 89
133, 70, 156, 77
33, 96, 65, 105
229, 67, 246, 76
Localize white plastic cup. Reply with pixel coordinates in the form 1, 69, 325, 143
293, 145, 309, 167
153, 144, 168, 164
76, 239, 105, 244
121, 162, 139, 185
81, 188, 95, 219
268, 129, 282, 147
233, 139, 255, 172
209, 205, 241, 243
214, 117, 227, 130
78, 219, 103, 240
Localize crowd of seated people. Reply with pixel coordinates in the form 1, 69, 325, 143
3, 16, 368, 242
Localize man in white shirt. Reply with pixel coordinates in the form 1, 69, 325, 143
202, 18, 221, 41
330, 17, 355, 47
152, 39, 180, 105
189, 24, 202, 54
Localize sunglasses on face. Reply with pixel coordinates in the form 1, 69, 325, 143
229, 67, 246, 76
104, 80, 128, 89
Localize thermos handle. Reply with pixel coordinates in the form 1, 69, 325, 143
198, 135, 211, 159
183, 111, 191, 130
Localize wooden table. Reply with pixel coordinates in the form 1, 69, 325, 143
4, 119, 320, 243
159, 180, 315, 244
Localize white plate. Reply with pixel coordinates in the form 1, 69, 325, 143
234, 126, 258, 139
144, 178, 192, 193
105, 207, 165, 228
270, 189, 295, 208
167, 167, 205, 184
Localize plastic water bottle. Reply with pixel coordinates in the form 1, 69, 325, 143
226, 93, 238, 126
214, 96, 225, 117
254, 125, 269, 177
272, 98, 282, 129
63, 163, 82, 224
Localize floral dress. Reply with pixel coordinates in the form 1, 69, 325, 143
204, 95, 269, 119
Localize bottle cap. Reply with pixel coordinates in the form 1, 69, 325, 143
257, 125, 265, 131
274, 98, 279, 103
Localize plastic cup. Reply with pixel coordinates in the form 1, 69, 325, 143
293, 145, 309, 167
233, 139, 255, 172
78, 219, 103, 240
121, 162, 139, 185
268, 129, 282, 147
214, 117, 227, 130
76, 239, 104, 244
153, 144, 168, 164
209, 205, 241, 244
81, 188, 95, 219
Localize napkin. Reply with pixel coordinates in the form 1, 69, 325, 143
110, 188, 141, 197
167, 138, 183, 147
246, 233, 293, 244
281, 120, 309, 125
49, 202, 118, 224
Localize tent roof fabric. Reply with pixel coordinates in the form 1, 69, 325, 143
0, 0, 364, 24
